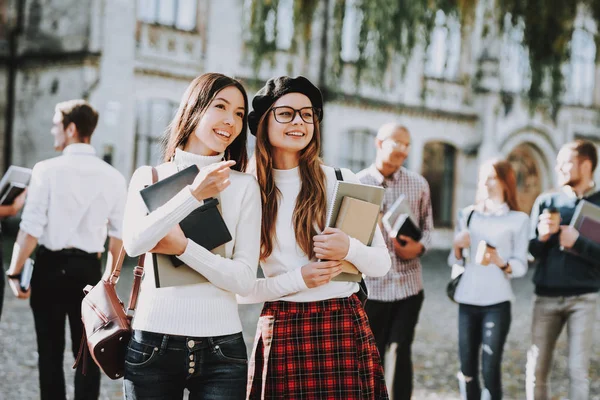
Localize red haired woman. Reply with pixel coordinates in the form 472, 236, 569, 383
448, 159, 529, 400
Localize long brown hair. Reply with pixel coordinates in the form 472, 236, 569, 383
254, 110, 327, 260
162, 73, 249, 171
476, 159, 520, 211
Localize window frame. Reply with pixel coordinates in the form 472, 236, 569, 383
137, 0, 198, 32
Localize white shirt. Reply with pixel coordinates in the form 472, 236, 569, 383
20, 143, 127, 253
238, 165, 391, 304
122, 149, 261, 337
447, 204, 530, 306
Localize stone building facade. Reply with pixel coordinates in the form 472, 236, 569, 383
1, 0, 600, 247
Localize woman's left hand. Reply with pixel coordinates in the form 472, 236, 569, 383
486, 248, 506, 270
150, 224, 188, 256
313, 227, 350, 261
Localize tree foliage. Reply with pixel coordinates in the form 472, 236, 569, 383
245, 0, 599, 111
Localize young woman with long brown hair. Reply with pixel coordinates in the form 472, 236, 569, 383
238, 76, 391, 399
448, 159, 529, 400
121, 73, 261, 399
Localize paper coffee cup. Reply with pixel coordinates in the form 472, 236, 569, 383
475, 240, 491, 266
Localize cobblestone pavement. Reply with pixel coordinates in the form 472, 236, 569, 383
0, 250, 598, 399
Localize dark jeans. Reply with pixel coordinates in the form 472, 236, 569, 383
364, 290, 425, 400
30, 246, 102, 400
0, 233, 4, 321
124, 330, 248, 399
458, 301, 511, 400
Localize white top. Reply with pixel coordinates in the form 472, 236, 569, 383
447, 204, 529, 306
123, 149, 261, 336
20, 143, 127, 252
238, 165, 391, 304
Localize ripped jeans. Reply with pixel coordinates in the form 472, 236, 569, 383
458, 301, 511, 400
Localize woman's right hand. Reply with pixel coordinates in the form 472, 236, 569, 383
301, 261, 343, 288
454, 230, 470, 249
189, 160, 236, 201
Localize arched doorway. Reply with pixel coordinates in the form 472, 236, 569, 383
507, 143, 546, 214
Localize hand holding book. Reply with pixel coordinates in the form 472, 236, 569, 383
150, 224, 188, 256
300, 260, 343, 288
313, 227, 351, 261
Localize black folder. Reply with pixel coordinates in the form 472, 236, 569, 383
394, 214, 423, 245
139, 165, 232, 268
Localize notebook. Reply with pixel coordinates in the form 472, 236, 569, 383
0, 166, 32, 206
333, 196, 382, 280
570, 200, 600, 244
0, 182, 26, 205
139, 164, 232, 288
390, 214, 423, 245
325, 181, 385, 282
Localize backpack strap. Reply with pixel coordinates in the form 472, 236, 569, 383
334, 168, 344, 181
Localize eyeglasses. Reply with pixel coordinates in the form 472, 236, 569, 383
384, 139, 411, 152
271, 106, 321, 124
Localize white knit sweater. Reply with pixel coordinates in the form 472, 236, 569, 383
123, 149, 261, 336
238, 165, 391, 304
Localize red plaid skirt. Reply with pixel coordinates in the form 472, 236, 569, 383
247, 294, 389, 399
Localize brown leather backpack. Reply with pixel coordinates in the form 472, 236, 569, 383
73, 168, 156, 379
73, 250, 145, 379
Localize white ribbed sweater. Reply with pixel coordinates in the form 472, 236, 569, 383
122, 149, 261, 336
238, 165, 391, 304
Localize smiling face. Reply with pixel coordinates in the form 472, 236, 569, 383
478, 163, 504, 202
556, 147, 586, 187
266, 93, 315, 156
377, 126, 411, 169
185, 85, 246, 156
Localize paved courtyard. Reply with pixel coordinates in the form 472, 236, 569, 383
0, 250, 598, 399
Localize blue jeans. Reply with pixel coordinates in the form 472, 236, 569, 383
123, 330, 248, 400
458, 301, 511, 400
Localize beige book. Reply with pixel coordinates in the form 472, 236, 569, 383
332, 196, 382, 282
336, 197, 381, 244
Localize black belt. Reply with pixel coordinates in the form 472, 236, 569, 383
38, 246, 99, 259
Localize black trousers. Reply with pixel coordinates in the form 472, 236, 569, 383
30, 246, 102, 400
364, 291, 425, 400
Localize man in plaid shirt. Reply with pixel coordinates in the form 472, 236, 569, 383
357, 122, 434, 400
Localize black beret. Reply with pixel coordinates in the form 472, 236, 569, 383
248, 76, 323, 136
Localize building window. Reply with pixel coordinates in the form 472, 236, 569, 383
422, 142, 455, 227
340, 0, 362, 62
137, 0, 197, 31
500, 15, 531, 93
244, 0, 294, 51
564, 17, 596, 106
425, 10, 461, 80
134, 99, 178, 168
338, 129, 376, 173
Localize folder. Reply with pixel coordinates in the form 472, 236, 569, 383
390, 214, 423, 245
324, 181, 385, 282
139, 165, 232, 288
570, 200, 600, 245
382, 194, 422, 244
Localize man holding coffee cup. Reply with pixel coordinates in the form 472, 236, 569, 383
527, 140, 600, 400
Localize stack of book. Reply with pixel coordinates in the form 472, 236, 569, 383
325, 180, 385, 282
0, 166, 32, 205
570, 200, 600, 245
381, 194, 422, 245
140, 165, 232, 288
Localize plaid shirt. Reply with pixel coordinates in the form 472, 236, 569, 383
357, 165, 434, 301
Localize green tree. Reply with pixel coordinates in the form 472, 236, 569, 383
245, 0, 600, 115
